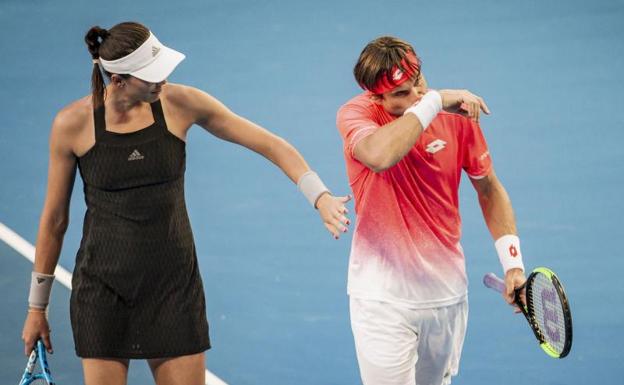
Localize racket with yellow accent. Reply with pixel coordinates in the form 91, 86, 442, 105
483, 267, 572, 358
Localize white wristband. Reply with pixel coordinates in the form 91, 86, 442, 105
297, 171, 330, 208
403, 90, 442, 131
28, 272, 55, 309
494, 234, 525, 273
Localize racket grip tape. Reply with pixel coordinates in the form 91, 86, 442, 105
483, 272, 506, 293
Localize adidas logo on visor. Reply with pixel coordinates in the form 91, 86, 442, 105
152, 46, 160, 57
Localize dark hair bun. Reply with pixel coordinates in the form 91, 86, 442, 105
85, 26, 110, 59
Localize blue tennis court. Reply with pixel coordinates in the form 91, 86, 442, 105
1, 0, 622, 383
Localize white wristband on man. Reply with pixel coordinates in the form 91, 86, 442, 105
403, 90, 442, 131
495, 234, 525, 273
28, 271, 55, 309
297, 171, 330, 208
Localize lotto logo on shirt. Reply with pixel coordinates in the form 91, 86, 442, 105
425, 139, 447, 154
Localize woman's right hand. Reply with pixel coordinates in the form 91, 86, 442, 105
22, 310, 53, 356
316, 193, 352, 239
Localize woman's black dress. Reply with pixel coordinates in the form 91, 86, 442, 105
71, 100, 210, 358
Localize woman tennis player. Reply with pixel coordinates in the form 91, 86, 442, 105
21, 21, 350, 385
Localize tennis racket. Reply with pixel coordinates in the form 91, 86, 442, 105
483, 267, 572, 358
18, 340, 55, 385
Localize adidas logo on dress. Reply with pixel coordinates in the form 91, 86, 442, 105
128, 149, 145, 161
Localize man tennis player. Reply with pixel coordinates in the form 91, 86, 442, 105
336, 36, 527, 385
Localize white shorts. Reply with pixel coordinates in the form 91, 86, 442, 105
350, 297, 468, 385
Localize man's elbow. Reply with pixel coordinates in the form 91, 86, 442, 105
370, 162, 394, 173
362, 153, 395, 173
354, 143, 399, 173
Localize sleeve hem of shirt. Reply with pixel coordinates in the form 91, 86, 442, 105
466, 165, 492, 180
348, 126, 378, 158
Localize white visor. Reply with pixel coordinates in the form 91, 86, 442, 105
99, 31, 185, 83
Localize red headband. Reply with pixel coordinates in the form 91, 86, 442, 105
367, 51, 420, 94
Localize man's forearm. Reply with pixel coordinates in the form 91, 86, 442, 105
478, 179, 518, 239
356, 114, 424, 172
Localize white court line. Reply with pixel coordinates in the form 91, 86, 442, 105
0, 222, 73, 289
0, 221, 228, 385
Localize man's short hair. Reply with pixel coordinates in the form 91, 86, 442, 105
353, 36, 421, 94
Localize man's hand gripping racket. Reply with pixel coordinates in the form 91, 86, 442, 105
18, 339, 55, 385
483, 267, 573, 358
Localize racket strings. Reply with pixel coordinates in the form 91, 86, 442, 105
528, 273, 567, 354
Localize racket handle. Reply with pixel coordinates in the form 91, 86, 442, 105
483, 272, 506, 293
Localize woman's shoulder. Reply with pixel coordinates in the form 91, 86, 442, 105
51, 95, 92, 136
162, 83, 224, 114
160, 83, 223, 122
161, 83, 206, 105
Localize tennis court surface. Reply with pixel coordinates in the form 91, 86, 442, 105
1, 0, 622, 383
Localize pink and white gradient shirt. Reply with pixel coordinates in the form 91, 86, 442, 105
337, 93, 492, 308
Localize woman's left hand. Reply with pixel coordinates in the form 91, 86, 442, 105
316, 193, 352, 239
